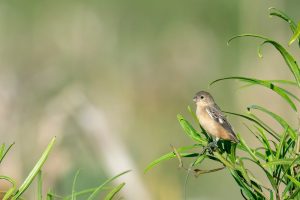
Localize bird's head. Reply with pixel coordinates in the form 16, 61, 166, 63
193, 91, 215, 106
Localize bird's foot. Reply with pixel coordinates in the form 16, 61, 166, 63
205, 141, 218, 154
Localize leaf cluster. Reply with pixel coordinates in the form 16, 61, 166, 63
146, 8, 300, 200
0, 138, 128, 200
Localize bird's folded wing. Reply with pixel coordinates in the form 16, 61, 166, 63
206, 105, 237, 138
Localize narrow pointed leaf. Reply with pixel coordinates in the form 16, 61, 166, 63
144, 145, 199, 173
211, 76, 298, 111
104, 182, 125, 200
12, 137, 56, 200
87, 170, 130, 200
227, 34, 300, 87
177, 114, 207, 145
223, 111, 280, 140
269, 7, 300, 47
286, 174, 300, 187
289, 22, 300, 46
248, 105, 296, 139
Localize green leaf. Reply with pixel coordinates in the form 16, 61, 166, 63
269, 8, 297, 31
0, 176, 17, 200
275, 128, 289, 161
248, 105, 296, 140
263, 159, 294, 167
227, 34, 300, 87
192, 154, 206, 166
63, 187, 112, 200
177, 114, 207, 145
282, 181, 294, 199
269, 7, 300, 47
72, 170, 81, 200
187, 106, 210, 140
288, 187, 300, 200
238, 136, 260, 162
12, 137, 56, 200
104, 183, 125, 200
286, 174, 300, 187
87, 170, 130, 200
241, 157, 277, 192
237, 158, 251, 185
144, 145, 199, 173
211, 76, 298, 111
289, 22, 300, 46
230, 170, 257, 200
37, 170, 42, 200
0, 143, 14, 164
224, 111, 280, 141
278, 156, 300, 185
254, 126, 273, 156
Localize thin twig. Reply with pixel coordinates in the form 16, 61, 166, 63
194, 166, 225, 177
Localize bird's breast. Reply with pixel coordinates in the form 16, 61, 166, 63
196, 107, 231, 140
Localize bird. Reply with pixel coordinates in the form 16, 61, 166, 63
193, 91, 239, 149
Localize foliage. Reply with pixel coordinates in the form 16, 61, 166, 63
0, 137, 129, 200
146, 8, 300, 200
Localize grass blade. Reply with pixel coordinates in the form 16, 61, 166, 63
248, 105, 296, 139
263, 159, 295, 167
87, 170, 130, 200
228, 34, 300, 87
0, 143, 15, 164
177, 114, 207, 145
0, 176, 17, 200
72, 170, 81, 200
286, 174, 300, 187
211, 76, 298, 111
269, 7, 300, 47
289, 22, 300, 46
37, 170, 42, 200
223, 111, 280, 140
104, 182, 125, 200
12, 137, 56, 200
144, 145, 200, 173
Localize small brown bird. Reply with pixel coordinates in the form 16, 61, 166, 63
193, 91, 239, 147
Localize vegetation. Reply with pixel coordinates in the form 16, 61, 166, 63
0, 137, 129, 200
146, 8, 300, 200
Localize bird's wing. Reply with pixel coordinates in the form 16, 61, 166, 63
206, 105, 238, 139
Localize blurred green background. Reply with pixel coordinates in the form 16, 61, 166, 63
0, 0, 299, 199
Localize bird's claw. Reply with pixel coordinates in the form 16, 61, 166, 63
205, 141, 218, 154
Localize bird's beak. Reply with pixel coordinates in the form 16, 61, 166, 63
193, 96, 197, 102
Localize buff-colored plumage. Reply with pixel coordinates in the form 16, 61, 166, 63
193, 91, 238, 143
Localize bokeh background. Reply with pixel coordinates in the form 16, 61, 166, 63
0, 0, 299, 199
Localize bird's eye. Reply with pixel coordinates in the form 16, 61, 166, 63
200, 95, 204, 99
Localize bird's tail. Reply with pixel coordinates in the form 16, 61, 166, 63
230, 135, 239, 143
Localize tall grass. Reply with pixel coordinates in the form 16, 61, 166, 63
0, 137, 129, 200
146, 8, 300, 200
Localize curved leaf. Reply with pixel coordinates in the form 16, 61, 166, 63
0, 176, 17, 200
12, 137, 56, 200
87, 170, 130, 200
228, 34, 300, 87
286, 174, 300, 187
289, 22, 300, 46
144, 145, 199, 173
0, 143, 15, 164
224, 111, 280, 140
241, 157, 277, 191
263, 159, 295, 167
177, 114, 207, 145
269, 7, 300, 47
211, 76, 298, 111
247, 105, 296, 140
104, 183, 125, 200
